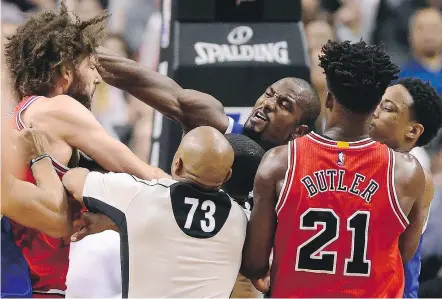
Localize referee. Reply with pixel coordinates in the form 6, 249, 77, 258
63, 126, 248, 298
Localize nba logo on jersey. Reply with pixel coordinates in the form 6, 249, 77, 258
337, 152, 344, 166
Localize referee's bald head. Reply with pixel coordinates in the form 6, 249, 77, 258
171, 126, 234, 189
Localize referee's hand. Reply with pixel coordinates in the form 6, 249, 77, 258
71, 212, 118, 242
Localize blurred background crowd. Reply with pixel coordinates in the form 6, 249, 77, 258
1, 0, 442, 296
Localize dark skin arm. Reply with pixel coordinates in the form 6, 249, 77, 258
398, 167, 431, 264
240, 145, 289, 279
97, 47, 229, 133
394, 152, 427, 263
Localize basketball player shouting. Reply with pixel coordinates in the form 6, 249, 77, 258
63, 127, 248, 298
370, 78, 442, 298
4, 2, 167, 297
97, 48, 321, 150
241, 40, 426, 297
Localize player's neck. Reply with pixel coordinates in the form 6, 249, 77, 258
46, 90, 63, 98
393, 143, 415, 154
323, 116, 371, 142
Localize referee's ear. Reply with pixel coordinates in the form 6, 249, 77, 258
171, 157, 183, 177
222, 169, 233, 184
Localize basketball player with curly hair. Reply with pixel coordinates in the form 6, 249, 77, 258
4, 2, 167, 297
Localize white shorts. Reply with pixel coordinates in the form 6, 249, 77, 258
66, 230, 122, 298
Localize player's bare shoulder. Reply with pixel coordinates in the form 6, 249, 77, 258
40, 95, 101, 133
259, 144, 289, 179
255, 144, 289, 199
393, 151, 426, 215
28, 95, 91, 127
45, 95, 91, 116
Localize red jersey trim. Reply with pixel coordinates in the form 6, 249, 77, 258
15, 96, 70, 175
387, 149, 409, 230
275, 140, 296, 216
307, 132, 376, 149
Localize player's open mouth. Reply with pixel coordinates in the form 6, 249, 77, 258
253, 110, 268, 122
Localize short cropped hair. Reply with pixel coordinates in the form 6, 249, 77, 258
223, 134, 265, 200
398, 78, 442, 146
319, 40, 400, 114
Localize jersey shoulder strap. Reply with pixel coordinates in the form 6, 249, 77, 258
170, 182, 232, 239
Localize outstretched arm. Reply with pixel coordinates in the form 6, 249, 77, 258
97, 48, 229, 133
63, 169, 148, 241
45, 95, 168, 180
241, 145, 289, 280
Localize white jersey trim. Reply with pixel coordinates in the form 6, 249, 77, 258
276, 141, 296, 216
387, 149, 410, 230
16, 96, 41, 130
422, 201, 431, 234
391, 151, 410, 226
32, 289, 65, 296
225, 116, 235, 134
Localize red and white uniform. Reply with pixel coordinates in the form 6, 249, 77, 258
271, 132, 408, 298
9, 96, 81, 297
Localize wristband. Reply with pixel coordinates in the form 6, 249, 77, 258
30, 154, 51, 168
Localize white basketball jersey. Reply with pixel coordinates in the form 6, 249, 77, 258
82, 172, 248, 298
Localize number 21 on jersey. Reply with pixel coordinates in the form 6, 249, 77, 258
295, 208, 371, 276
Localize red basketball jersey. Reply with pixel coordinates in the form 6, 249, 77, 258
9, 96, 78, 297
271, 132, 408, 298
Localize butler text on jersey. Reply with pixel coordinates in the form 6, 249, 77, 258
301, 170, 380, 202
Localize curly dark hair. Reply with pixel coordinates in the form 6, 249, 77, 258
319, 40, 400, 114
4, 1, 109, 98
397, 78, 442, 146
